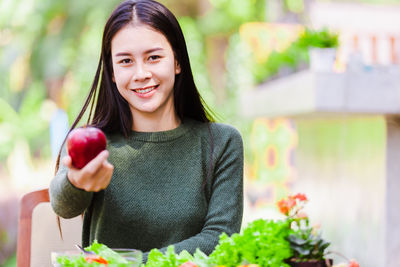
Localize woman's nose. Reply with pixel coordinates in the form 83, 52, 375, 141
133, 63, 151, 81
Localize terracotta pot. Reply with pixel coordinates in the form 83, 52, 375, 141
288, 258, 333, 267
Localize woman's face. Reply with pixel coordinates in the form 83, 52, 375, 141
111, 25, 181, 121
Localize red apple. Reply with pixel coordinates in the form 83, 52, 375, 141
66, 127, 107, 169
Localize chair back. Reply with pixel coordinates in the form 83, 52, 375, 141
17, 188, 82, 267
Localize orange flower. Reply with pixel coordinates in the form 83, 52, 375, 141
348, 260, 359, 267
277, 193, 308, 216
277, 199, 289, 215
293, 193, 307, 201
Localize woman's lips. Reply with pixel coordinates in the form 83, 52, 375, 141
131, 85, 159, 98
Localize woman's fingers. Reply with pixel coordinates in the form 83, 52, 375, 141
65, 150, 114, 192
89, 160, 114, 192
103, 160, 114, 169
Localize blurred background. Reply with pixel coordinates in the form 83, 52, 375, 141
2, 0, 400, 266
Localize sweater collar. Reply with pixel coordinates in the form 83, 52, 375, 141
128, 118, 194, 142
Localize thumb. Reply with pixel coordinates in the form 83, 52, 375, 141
84, 150, 109, 171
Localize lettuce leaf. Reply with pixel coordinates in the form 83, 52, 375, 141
144, 246, 195, 267
208, 219, 293, 267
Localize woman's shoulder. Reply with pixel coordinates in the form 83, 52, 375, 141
210, 121, 242, 136
186, 119, 242, 142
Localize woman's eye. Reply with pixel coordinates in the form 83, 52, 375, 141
120, 59, 132, 64
149, 55, 160, 61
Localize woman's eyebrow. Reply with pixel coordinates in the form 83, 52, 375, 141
115, 52, 132, 57
115, 47, 164, 57
144, 47, 164, 54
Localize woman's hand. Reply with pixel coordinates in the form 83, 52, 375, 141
62, 150, 114, 192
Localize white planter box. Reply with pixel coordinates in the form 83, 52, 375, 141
309, 47, 337, 72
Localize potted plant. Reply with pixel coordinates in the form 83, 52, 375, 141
277, 193, 331, 266
297, 27, 339, 72
277, 194, 359, 267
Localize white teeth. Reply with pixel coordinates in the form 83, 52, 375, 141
134, 86, 156, 94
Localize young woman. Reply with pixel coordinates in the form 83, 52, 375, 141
49, 0, 243, 259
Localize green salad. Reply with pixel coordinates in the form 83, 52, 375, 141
56, 240, 139, 266
144, 246, 209, 267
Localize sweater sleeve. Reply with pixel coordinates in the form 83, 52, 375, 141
144, 124, 244, 260
49, 144, 94, 219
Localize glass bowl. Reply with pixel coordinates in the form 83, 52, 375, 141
51, 248, 142, 266
112, 248, 142, 263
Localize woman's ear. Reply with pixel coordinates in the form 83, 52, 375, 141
175, 60, 181, 75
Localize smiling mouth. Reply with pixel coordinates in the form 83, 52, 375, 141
132, 85, 159, 94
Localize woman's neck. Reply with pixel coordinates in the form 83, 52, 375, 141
131, 111, 181, 132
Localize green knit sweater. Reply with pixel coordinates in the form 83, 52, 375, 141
49, 118, 243, 258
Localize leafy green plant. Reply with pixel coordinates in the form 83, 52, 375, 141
208, 219, 292, 267
248, 27, 340, 83
297, 28, 339, 49
2, 253, 16, 267
251, 40, 309, 83
145, 246, 209, 267
288, 228, 330, 261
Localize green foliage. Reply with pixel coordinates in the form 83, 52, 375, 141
251, 40, 309, 84
248, 27, 340, 83
0, 0, 122, 164
209, 219, 293, 267
178, 16, 216, 117
284, 0, 304, 13
200, 0, 266, 35
0, 229, 9, 257
298, 28, 339, 49
223, 33, 254, 125
0, 87, 50, 161
2, 253, 16, 267
142, 219, 293, 267
144, 246, 209, 267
